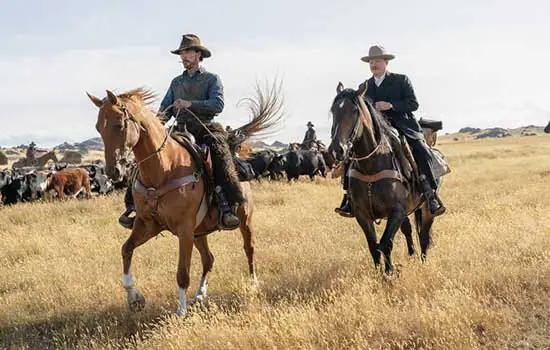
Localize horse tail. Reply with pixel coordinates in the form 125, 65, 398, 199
229, 77, 285, 149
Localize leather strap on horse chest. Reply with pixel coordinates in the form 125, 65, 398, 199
349, 168, 403, 223
134, 174, 199, 214
349, 169, 403, 183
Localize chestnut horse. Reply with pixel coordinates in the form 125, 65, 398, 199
87, 85, 282, 316
12, 150, 58, 169
330, 82, 441, 273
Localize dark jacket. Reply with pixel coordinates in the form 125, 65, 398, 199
159, 67, 224, 135
359, 72, 423, 140
303, 128, 317, 146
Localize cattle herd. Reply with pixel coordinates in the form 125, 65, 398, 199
0, 161, 127, 206
0, 143, 338, 206
241, 142, 337, 182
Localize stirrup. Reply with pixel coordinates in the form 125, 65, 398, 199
220, 211, 240, 229
118, 210, 135, 229
334, 198, 354, 218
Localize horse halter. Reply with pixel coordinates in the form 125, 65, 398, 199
333, 93, 384, 162
116, 101, 179, 167
117, 102, 143, 164
332, 94, 365, 153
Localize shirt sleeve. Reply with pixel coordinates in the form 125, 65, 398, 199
390, 75, 419, 113
188, 74, 224, 117
159, 79, 176, 117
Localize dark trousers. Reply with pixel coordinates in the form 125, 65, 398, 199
342, 136, 438, 192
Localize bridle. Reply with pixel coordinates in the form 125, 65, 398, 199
332, 92, 384, 162
115, 101, 177, 167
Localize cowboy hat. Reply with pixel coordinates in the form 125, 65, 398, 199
360, 45, 395, 62
307, 121, 314, 127
170, 34, 212, 58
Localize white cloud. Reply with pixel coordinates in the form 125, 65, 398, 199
1, 18, 550, 147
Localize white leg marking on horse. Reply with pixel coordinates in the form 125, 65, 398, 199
251, 273, 259, 288
192, 277, 208, 304
122, 272, 134, 289
176, 287, 188, 317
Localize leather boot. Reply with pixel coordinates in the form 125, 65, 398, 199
215, 186, 240, 229
118, 208, 135, 229
419, 175, 446, 217
334, 193, 354, 218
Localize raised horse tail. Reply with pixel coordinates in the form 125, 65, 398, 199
228, 78, 285, 151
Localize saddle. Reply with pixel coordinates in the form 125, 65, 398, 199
169, 131, 242, 233
371, 122, 450, 186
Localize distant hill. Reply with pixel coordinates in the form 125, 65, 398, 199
54, 137, 104, 154
249, 140, 270, 149
271, 141, 288, 148
449, 125, 546, 140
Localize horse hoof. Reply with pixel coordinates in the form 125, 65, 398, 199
190, 294, 207, 306
175, 307, 188, 318
127, 289, 146, 312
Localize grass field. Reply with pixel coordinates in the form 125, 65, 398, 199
1, 135, 550, 349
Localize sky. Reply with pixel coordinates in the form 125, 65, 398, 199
1, 0, 549, 147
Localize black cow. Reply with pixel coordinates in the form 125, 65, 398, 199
284, 150, 327, 181
268, 153, 286, 180
246, 150, 285, 181
1, 174, 27, 205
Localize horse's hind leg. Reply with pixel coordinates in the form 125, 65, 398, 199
356, 216, 380, 268
239, 208, 258, 286
417, 205, 434, 263
191, 236, 214, 304
400, 216, 415, 256
121, 218, 160, 312
378, 208, 406, 274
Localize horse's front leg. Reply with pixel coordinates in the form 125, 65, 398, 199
355, 215, 380, 268
121, 217, 159, 312
175, 224, 195, 317
378, 206, 406, 274
191, 236, 214, 305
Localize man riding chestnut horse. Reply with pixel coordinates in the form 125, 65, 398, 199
119, 34, 242, 230
334, 45, 446, 218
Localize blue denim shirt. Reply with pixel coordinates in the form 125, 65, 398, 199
159, 67, 224, 124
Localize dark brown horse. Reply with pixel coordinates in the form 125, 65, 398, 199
87, 84, 282, 316
330, 82, 440, 273
544, 120, 550, 134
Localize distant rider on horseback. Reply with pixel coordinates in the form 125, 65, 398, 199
302, 121, 317, 150
119, 34, 243, 230
335, 45, 446, 218
26, 141, 37, 163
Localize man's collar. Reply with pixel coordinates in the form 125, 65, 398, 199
183, 66, 205, 76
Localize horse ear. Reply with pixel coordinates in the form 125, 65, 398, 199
336, 82, 344, 93
358, 82, 368, 97
106, 90, 118, 105
86, 92, 103, 108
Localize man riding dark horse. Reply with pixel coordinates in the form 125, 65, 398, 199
119, 34, 243, 230
335, 45, 446, 218
26, 141, 37, 162
302, 121, 317, 150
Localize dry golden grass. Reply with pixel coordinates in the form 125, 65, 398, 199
1, 136, 550, 349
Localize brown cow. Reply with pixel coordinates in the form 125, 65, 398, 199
46, 168, 91, 200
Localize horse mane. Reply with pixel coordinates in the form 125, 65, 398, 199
332, 88, 394, 143
115, 87, 159, 124
118, 87, 157, 106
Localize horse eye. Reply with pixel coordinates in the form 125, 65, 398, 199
113, 123, 124, 130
